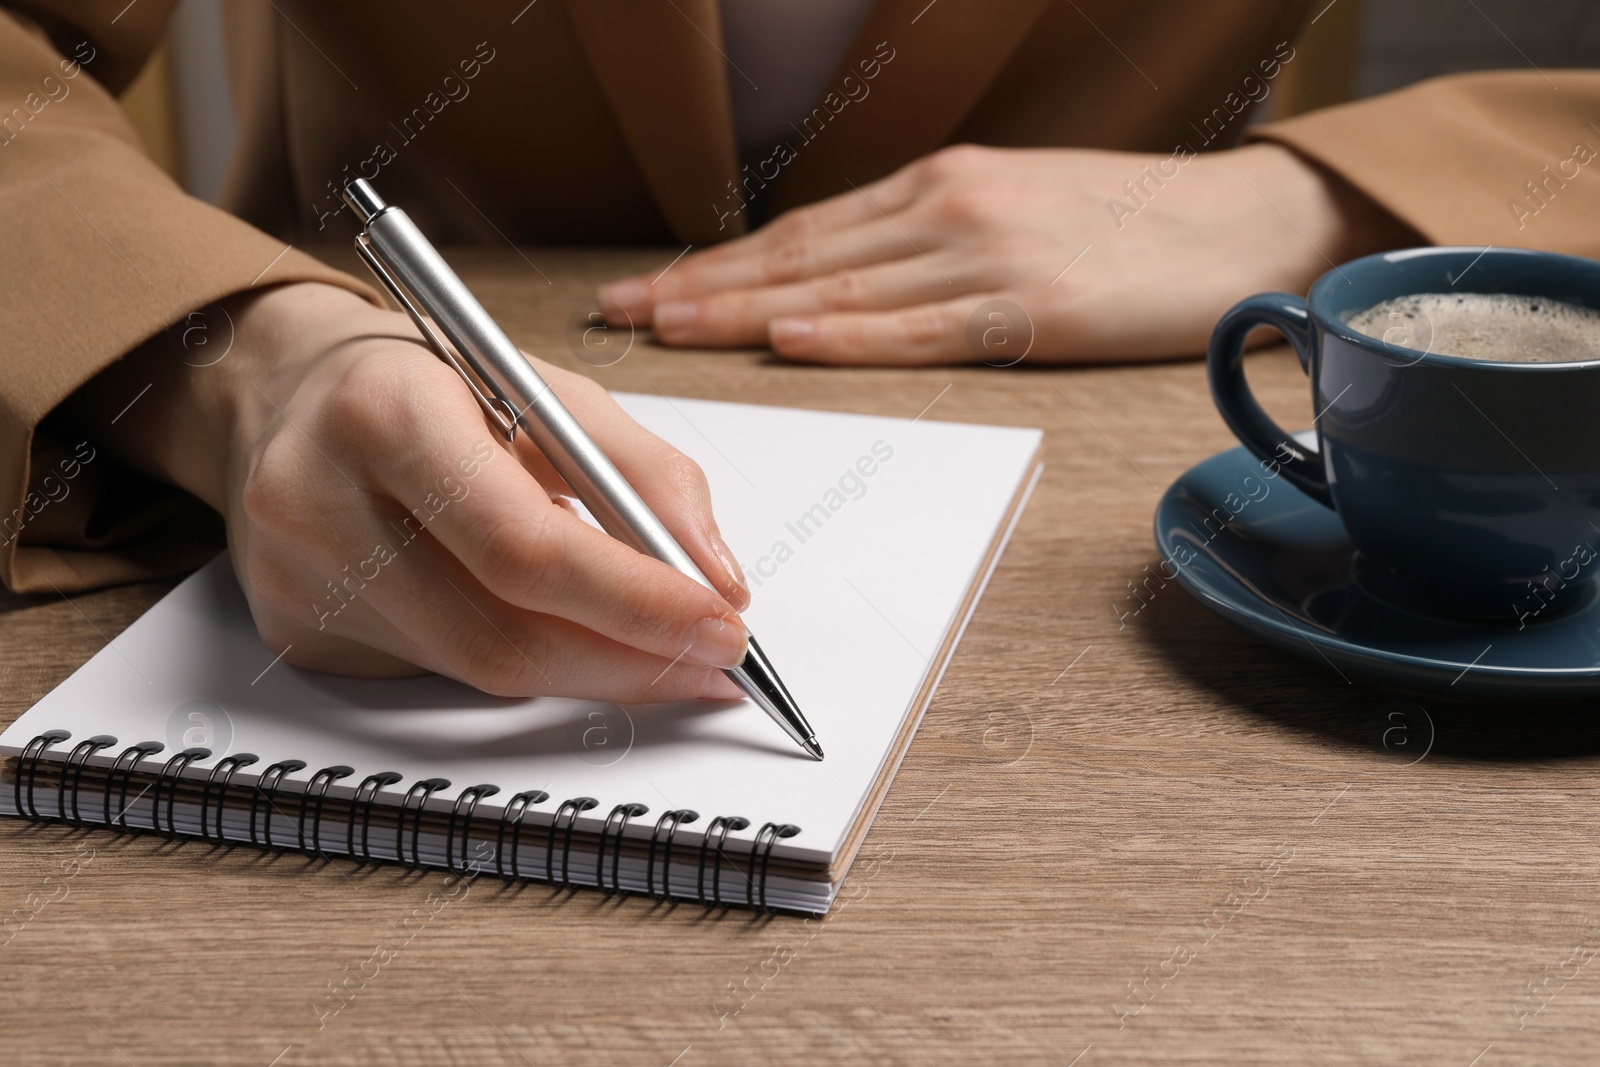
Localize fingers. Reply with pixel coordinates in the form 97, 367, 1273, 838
415, 605, 746, 703
653, 215, 927, 314
599, 171, 921, 323
237, 323, 763, 704
318, 338, 748, 671
767, 294, 1009, 366
540, 367, 752, 610
303, 534, 744, 702
373, 415, 750, 670
650, 254, 966, 348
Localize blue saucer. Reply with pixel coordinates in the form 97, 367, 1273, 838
1155, 438, 1600, 695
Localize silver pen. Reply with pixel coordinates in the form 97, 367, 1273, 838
341, 179, 822, 760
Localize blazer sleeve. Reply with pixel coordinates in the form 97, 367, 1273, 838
0, 4, 380, 596
1250, 70, 1600, 255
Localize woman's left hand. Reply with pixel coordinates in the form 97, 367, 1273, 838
598, 142, 1417, 366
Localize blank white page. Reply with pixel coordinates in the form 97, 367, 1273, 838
1, 394, 1041, 868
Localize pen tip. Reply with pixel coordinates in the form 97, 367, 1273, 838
804, 737, 824, 761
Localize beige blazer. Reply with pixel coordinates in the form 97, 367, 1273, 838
3, 0, 1597, 593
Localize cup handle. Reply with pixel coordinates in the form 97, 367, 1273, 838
1205, 292, 1333, 509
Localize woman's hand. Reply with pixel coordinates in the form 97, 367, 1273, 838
599, 142, 1418, 365
71, 282, 750, 701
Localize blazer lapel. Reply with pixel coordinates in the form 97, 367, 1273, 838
561, 0, 745, 242
768, 0, 1053, 214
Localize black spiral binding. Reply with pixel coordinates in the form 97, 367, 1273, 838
494, 789, 549, 880
647, 809, 698, 901
546, 797, 598, 888
748, 823, 800, 913
445, 784, 499, 875
15, 730, 68, 819
297, 765, 353, 855
57, 735, 115, 825
595, 803, 648, 895
154, 747, 212, 837
397, 778, 450, 868
105, 741, 163, 829
347, 771, 402, 863
200, 754, 258, 842
10, 732, 805, 910
698, 815, 751, 908
249, 759, 307, 849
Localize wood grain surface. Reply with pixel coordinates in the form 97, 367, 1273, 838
3, 249, 1596, 1066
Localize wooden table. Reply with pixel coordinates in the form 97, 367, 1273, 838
3, 249, 1594, 1066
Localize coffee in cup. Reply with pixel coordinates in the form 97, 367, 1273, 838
1344, 292, 1600, 364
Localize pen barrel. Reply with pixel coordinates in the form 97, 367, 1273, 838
362, 207, 714, 592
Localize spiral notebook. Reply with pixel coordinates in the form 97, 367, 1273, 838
0, 394, 1041, 913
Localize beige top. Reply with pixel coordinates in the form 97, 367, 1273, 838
2, 0, 1596, 594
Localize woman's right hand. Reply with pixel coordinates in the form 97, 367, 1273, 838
74, 282, 751, 702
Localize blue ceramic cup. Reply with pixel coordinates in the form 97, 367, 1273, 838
1207, 246, 1600, 624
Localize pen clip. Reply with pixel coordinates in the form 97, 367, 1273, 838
354, 233, 519, 443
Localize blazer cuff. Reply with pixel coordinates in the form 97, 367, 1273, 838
1249, 70, 1600, 255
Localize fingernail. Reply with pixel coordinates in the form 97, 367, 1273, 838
699, 671, 746, 700
654, 301, 700, 336
684, 615, 748, 669
770, 317, 816, 352
709, 529, 751, 610
599, 279, 650, 317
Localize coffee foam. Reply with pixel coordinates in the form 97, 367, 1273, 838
1344, 292, 1600, 363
